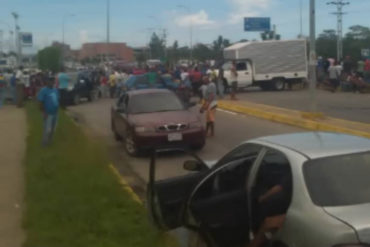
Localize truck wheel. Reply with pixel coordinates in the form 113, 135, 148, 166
273, 79, 285, 91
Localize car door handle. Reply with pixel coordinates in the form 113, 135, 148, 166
245, 72, 249, 75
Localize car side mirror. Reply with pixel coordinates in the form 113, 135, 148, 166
183, 160, 204, 172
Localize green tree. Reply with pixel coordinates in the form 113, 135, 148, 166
260, 30, 281, 40
193, 44, 213, 62
344, 25, 370, 61
316, 29, 337, 59
212, 35, 231, 60
38, 46, 62, 73
149, 32, 165, 60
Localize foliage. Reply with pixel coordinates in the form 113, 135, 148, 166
37, 46, 62, 73
316, 25, 370, 61
212, 36, 231, 61
260, 30, 281, 41
149, 32, 165, 60
193, 43, 213, 62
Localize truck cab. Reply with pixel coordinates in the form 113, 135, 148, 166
222, 60, 253, 88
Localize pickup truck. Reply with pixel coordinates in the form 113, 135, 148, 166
222, 39, 308, 91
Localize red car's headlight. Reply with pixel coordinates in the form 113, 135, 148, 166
334, 244, 370, 247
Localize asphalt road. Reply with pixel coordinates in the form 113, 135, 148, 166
68, 98, 303, 189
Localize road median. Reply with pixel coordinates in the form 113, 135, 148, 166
23, 102, 176, 247
218, 100, 370, 138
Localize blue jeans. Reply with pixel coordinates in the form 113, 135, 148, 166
42, 114, 58, 146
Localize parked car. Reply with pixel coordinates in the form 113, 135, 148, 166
147, 132, 370, 247
111, 88, 205, 156
65, 72, 99, 105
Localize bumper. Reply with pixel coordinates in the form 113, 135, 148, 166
133, 128, 205, 150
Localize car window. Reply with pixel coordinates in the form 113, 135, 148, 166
128, 92, 184, 114
236, 62, 247, 71
304, 152, 370, 207
216, 144, 262, 169
117, 94, 128, 110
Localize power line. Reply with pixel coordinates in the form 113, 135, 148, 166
327, 0, 350, 61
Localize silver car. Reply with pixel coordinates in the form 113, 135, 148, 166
147, 132, 370, 247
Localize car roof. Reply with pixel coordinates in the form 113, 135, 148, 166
253, 132, 370, 159
127, 88, 172, 96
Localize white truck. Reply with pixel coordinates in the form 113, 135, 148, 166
222, 39, 308, 91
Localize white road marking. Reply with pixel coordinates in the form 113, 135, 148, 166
217, 108, 238, 115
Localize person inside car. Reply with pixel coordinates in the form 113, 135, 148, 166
247, 172, 292, 247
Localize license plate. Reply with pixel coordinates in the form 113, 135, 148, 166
168, 133, 183, 142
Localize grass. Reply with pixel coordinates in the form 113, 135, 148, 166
23, 103, 175, 247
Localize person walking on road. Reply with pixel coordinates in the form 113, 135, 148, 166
15, 66, 25, 107
37, 77, 59, 146
200, 76, 217, 137
328, 61, 341, 92
230, 61, 238, 100
109, 71, 117, 98
57, 67, 70, 109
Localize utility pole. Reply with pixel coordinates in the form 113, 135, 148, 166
106, 0, 110, 43
11, 12, 20, 66
177, 5, 193, 63
327, 0, 350, 62
309, 0, 317, 113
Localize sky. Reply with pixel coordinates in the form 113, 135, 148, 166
0, 0, 370, 53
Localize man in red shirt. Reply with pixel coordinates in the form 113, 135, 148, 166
190, 66, 202, 99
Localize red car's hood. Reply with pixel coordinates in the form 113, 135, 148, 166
129, 110, 199, 127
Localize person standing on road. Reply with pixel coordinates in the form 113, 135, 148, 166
100, 72, 109, 98
37, 77, 59, 146
57, 67, 70, 109
200, 76, 217, 137
328, 61, 341, 92
230, 61, 238, 100
109, 71, 117, 98
15, 66, 25, 107
217, 65, 225, 98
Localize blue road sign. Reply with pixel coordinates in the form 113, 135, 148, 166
244, 17, 271, 32
20, 32, 33, 47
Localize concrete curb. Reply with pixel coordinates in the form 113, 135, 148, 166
218, 101, 370, 139
108, 164, 143, 204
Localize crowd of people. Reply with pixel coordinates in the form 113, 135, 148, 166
317, 56, 370, 93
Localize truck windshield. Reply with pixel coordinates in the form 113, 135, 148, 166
303, 152, 370, 207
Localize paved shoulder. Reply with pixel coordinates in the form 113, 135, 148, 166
0, 106, 26, 247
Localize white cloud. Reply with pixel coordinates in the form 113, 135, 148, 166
228, 0, 272, 24
79, 30, 88, 44
175, 10, 216, 28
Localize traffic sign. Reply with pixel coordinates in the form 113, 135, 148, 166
20, 32, 33, 47
244, 17, 271, 32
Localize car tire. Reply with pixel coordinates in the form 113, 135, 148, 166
111, 120, 122, 141
73, 94, 80, 105
273, 78, 285, 91
125, 131, 138, 156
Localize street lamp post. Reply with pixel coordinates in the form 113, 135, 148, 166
309, 0, 317, 113
177, 5, 193, 63
107, 0, 110, 43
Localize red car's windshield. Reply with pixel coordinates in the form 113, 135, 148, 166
128, 92, 185, 114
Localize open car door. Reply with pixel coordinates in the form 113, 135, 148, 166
147, 149, 210, 230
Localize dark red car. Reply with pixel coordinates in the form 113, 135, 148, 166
111, 89, 205, 155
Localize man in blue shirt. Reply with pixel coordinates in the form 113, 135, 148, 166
37, 77, 59, 146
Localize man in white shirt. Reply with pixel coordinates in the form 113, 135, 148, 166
15, 66, 25, 107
